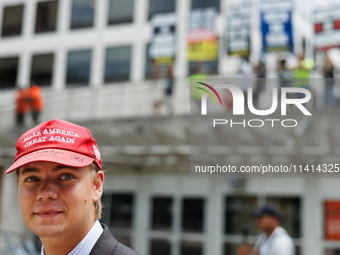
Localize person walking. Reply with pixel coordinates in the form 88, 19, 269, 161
29, 81, 44, 125
238, 205, 295, 255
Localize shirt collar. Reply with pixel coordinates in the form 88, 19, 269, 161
41, 220, 103, 255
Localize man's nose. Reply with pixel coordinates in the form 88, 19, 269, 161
36, 180, 58, 201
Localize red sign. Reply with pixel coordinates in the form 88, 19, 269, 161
325, 201, 340, 240
334, 20, 340, 30
315, 23, 323, 33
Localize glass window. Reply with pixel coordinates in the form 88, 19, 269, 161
151, 197, 173, 230
191, 0, 220, 11
105, 46, 131, 83
180, 242, 202, 255
225, 196, 258, 235
35, 1, 58, 33
1, 5, 24, 37
181, 198, 204, 233
149, 0, 175, 19
66, 49, 92, 86
266, 197, 301, 238
189, 61, 218, 75
31, 53, 54, 87
0, 57, 19, 89
70, 0, 94, 29
325, 249, 340, 255
108, 0, 134, 25
110, 194, 134, 229
150, 239, 171, 255
224, 243, 239, 255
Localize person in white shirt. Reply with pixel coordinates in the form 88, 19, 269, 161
238, 205, 295, 255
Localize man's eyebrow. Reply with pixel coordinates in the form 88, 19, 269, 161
20, 167, 39, 176
53, 165, 79, 172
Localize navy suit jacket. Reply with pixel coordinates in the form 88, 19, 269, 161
89, 224, 141, 255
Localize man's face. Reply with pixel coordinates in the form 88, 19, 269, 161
257, 214, 276, 233
18, 161, 103, 239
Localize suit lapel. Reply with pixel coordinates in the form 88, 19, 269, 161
89, 224, 118, 255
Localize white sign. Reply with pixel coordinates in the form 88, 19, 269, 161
149, 12, 176, 60
226, 2, 251, 55
314, 6, 340, 51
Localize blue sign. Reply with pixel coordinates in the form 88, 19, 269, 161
261, 5, 293, 52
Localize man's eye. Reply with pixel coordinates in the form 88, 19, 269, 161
25, 176, 39, 182
59, 174, 74, 180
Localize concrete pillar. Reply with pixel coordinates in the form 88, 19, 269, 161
1, 173, 25, 235
131, 0, 148, 82
175, 0, 189, 79
206, 177, 223, 255
303, 178, 321, 255
91, 0, 106, 88
133, 175, 150, 254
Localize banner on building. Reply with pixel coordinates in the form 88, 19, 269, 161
261, 0, 294, 53
325, 201, 340, 240
149, 12, 176, 65
188, 7, 218, 62
314, 5, 340, 52
226, 2, 251, 56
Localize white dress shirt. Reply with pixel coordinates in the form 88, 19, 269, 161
41, 220, 103, 255
255, 226, 295, 255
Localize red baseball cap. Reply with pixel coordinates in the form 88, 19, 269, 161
5, 119, 102, 174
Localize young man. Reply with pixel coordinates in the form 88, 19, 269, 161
238, 205, 295, 255
5, 119, 140, 255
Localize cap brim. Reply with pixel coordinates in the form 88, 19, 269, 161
5, 148, 94, 174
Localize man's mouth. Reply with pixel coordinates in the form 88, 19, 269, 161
34, 210, 63, 218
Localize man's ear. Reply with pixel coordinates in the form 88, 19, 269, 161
92, 171, 104, 202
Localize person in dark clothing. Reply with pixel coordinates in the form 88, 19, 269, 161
5, 119, 141, 255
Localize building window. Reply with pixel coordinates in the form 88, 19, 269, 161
191, 0, 220, 11
189, 61, 218, 76
151, 197, 173, 231
0, 57, 19, 89
70, 0, 95, 29
104, 46, 131, 83
180, 242, 202, 255
181, 198, 204, 233
1, 5, 24, 37
31, 53, 54, 87
224, 195, 301, 255
66, 49, 91, 86
35, 1, 58, 33
110, 194, 134, 229
148, 0, 175, 19
108, 0, 134, 25
101, 193, 134, 248
266, 197, 301, 238
150, 239, 171, 255
225, 196, 258, 235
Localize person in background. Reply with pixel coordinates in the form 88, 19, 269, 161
238, 205, 295, 255
253, 61, 266, 107
164, 65, 174, 114
29, 81, 44, 125
189, 63, 207, 113
15, 86, 31, 128
323, 53, 336, 106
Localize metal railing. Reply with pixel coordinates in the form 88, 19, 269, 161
0, 77, 338, 132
